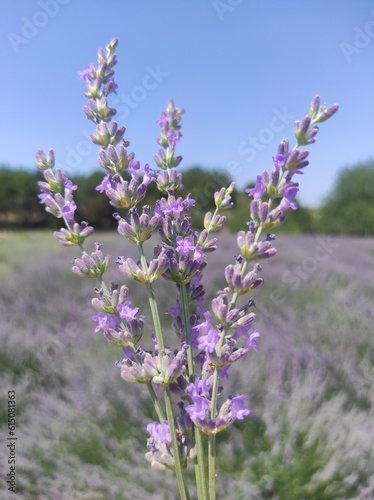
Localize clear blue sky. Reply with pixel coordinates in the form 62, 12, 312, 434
1, 0, 373, 207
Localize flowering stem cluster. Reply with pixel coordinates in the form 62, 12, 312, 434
36, 39, 338, 499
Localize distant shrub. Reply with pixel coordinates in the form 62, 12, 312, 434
0, 168, 46, 228
317, 159, 374, 235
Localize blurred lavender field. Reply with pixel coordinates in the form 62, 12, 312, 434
1, 231, 374, 499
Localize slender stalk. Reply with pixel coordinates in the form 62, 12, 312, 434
208, 433, 216, 500
137, 242, 165, 352
137, 241, 190, 498
164, 386, 191, 500
206, 204, 271, 497
146, 380, 165, 423
180, 282, 208, 500
207, 354, 221, 499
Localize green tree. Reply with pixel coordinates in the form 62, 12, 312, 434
179, 166, 234, 228
72, 171, 117, 229
0, 168, 46, 228
316, 159, 374, 235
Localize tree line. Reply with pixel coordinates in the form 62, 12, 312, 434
0, 160, 373, 235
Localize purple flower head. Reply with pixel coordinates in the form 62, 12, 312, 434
115, 346, 134, 367
72, 243, 109, 278
147, 421, 172, 446
186, 377, 211, 399
195, 296, 206, 318
175, 236, 205, 262
176, 235, 194, 256
155, 194, 195, 220
53, 221, 94, 247
60, 200, 77, 222
157, 112, 169, 128
96, 173, 149, 209
166, 300, 181, 320
96, 173, 112, 193
129, 159, 141, 180
38, 190, 52, 205
117, 301, 140, 321
279, 184, 299, 211
246, 330, 260, 352
167, 129, 180, 149
273, 154, 286, 169
217, 394, 250, 424
63, 178, 78, 197
78, 63, 95, 81
245, 174, 267, 200
36, 148, 55, 170
185, 396, 210, 422
191, 312, 218, 349
92, 312, 119, 333
155, 100, 184, 169
185, 390, 250, 434
143, 164, 155, 185
195, 315, 220, 354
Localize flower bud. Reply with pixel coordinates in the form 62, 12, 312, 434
35, 149, 55, 170
308, 94, 321, 119
214, 182, 235, 209
156, 168, 183, 193
164, 345, 187, 384
72, 243, 109, 278
118, 258, 147, 283
121, 358, 151, 384
53, 221, 94, 247
294, 116, 317, 145
314, 103, 339, 124
211, 293, 229, 325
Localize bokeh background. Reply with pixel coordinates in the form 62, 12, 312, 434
1, 1, 374, 499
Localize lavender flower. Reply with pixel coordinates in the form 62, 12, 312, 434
72, 243, 109, 278
154, 99, 184, 170
36, 38, 338, 499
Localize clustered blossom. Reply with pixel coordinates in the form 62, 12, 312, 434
154, 99, 184, 170
72, 242, 109, 278
185, 377, 250, 435
245, 98, 338, 235
91, 283, 145, 347
36, 149, 93, 246
79, 37, 152, 218
145, 406, 195, 470
36, 38, 338, 498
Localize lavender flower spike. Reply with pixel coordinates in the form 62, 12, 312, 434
36, 36, 339, 500
72, 243, 109, 278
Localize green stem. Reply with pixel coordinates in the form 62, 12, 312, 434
208, 434, 216, 500
137, 242, 165, 352
165, 386, 191, 500
147, 381, 165, 422
179, 283, 195, 376
180, 283, 208, 500
137, 242, 190, 498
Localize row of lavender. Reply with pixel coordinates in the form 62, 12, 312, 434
0, 231, 373, 498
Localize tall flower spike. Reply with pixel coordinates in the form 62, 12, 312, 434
154, 99, 185, 170
36, 39, 339, 499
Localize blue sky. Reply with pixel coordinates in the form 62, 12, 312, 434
1, 0, 373, 207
